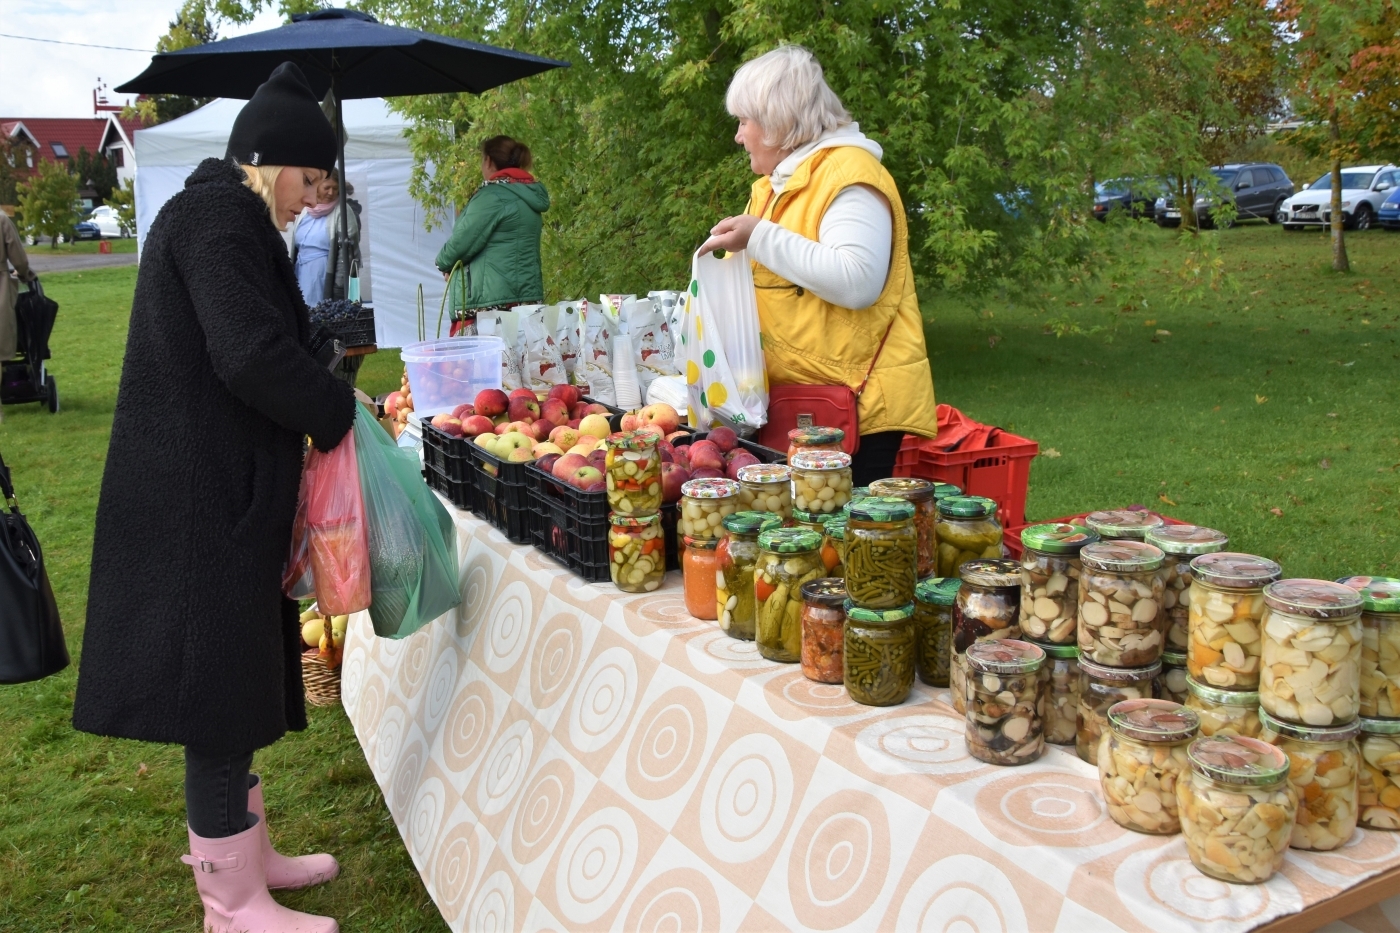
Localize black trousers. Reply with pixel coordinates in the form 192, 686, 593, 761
184, 746, 255, 839
851, 430, 905, 487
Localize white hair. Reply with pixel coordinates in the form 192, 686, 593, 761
725, 45, 851, 151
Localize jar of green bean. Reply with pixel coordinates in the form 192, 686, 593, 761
755, 528, 826, 662
870, 477, 939, 579
716, 511, 782, 640
845, 496, 918, 610
936, 496, 1003, 578
844, 600, 917, 706
914, 577, 961, 687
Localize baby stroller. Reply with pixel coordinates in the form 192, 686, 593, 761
2, 278, 58, 413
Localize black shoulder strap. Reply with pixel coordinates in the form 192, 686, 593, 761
0, 449, 14, 507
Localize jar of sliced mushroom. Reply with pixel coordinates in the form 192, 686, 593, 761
1077, 658, 1161, 766
1158, 650, 1189, 704
1084, 509, 1164, 542
964, 640, 1047, 766
1359, 717, 1400, 830
950, 559, 1022, 715
1337, 576, 1400, 719
1043, 644, 1081, 745
1078, 540, 1166, 667
1100, 699, 1200, 834
1146, 524, 1229, 652
1258, 709, 1359, 851
1259, 579, 1364, 727
1187, 552, 1282, 690
1018, 523, 1096, 645
1185, 677, 1262, 738
1177, 735, 1297, 885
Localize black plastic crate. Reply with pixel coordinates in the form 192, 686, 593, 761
421, 423, 478, 512
526, 463, 611, 582
324, 306, 376, 347
578, 394, 696, 438
469, 443, 534, 544
424, 462, 472, 512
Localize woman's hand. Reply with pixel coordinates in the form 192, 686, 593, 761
698, 214, 761, 256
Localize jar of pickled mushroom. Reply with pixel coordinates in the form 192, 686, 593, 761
964, 640, 1047, 766
1018, 523, 1096, 645
736, 463, 793, 521
1146, 524, 1229, 652
1178, 736, 1296, 884
844, 497, 918, 610
1186, 552, 1281, 690
1259, 579, 1363, 727
683, 536, 718, 621
1078, 540, 1166, 667
935, 496, 1003, 578
716, 512, 782, 640
820, 517, 846, 578
1359, 717, 1400, 830
955, 558, 1022, 651
1185, 677, 1261, 738
844, 601, 917, 706
1337, 576, 1400, 719
604, 429, 661, 515
1258, 709, 1359, 851
679, 478, 740, 542
1077, 658, 1160, 766
791, 449, 853, 519
1043, 644, 1081, 746
800, 578, 848, 684
1158, 650, 1189, 704
914, 577, 960, 688
1101, 699, 1200, 834
755, 528, 825, 662
787, 426, 845, 461
609, 512, 664, 593
869, 477, 938, 579
1084, 509, 1164, 542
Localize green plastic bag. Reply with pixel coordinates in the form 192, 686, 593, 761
352, 404, 461, 638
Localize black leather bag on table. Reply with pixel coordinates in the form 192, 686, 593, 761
0, 449, 68, 684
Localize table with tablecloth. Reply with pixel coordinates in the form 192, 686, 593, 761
341, 505, 1400, 933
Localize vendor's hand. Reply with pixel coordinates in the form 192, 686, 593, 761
699, 214, 761, 256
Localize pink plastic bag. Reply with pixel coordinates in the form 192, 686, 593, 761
283, 425, 371, 614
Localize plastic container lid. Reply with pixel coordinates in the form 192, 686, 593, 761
1041, 643, 1081, 660
1337, 576, 1400, 614
1146, 524, 1230, 557
792, 507, 836, 525
1361, 717, 1400, 736
1258, 707, 1361, 744
1085, 509, 1165, 539
759, 527, 822, 553
801, 578, 848, 607
915, 577, 962, 607
1020, 523, 1097, 555
1187, 735, 1290, 786
958, 558, 1022, 588
966, 639, 1046, 674
844, 600, 916, 624
848, 496, 916, 523
791, 449, 853, 472
737, 463, 791, 485
932, 482, 962, 500
1263, 579, 1364, 620
608, 428, 659, 451
681, 478, 740, 499
1186, 675, 1259, 708
1079, 540, 1165, 573
788, 427, 846, 447
825, 517, 848, 541
1108, 698, 1201, 743
937, 495, 997, 519
723, 511, 783, 536
683, 535, 718, 551
1162, 650, 1187, 667
609, 513, 659, 529
1078, 657, 1162, 682
869, 477, 937, 503
1189, 552, 1283, 589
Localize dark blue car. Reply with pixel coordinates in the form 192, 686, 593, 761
1380, 187, 1400, 230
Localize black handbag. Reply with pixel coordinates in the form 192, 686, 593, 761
0, 448, 68, 684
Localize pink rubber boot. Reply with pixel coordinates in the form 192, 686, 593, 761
182, 818, 338, 933
248, 775, 340, 891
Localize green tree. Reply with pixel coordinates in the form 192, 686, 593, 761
17, 159, 81, 247
0, 137, 17, 205
74, 147, 118, 204
107, 177, 137, 236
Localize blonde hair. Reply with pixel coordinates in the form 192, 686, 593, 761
239, 163, 287, 229
725, 46, 851, 151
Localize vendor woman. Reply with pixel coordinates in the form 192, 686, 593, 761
700, 45, 937, 485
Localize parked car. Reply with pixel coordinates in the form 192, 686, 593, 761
1155, 163, 1294, 228
1279, 165, 1400, 231
1092, 179, 1162, 220
1380, 187, 1400, 231
81, 205, 129, 238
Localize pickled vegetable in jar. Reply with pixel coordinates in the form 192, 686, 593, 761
914, 577, 960, 688
870, 477, 939, 579
1259, 579, 1363, 727
609, 513, 665, 593
791, 449, 853, 518
1078, 540, 1166, 667
842, 488, 870, 517
801, 578, 848, 684
1258, 709, 1359, 851
843, 601, 917, 706
1085, 509, 1164, 542
1337, 576, 1400, 719
679, 478, 740, 541
1077, 658, 1160, 766
787, 426, 845, 461
964, 640, 1047, 765
1158, 650, 1189, 704
1100, 699, 1200, 834
791, 508, 832, 537
935, 496, 1003, 578
820, 517, 846, 579
1358, 717, 1400, 830
955, 558, 1022, 651
1019, 523, 1096, 645
604, 429, 661, 515
844, 497, 918, 610
1185, 676, 1261, 738
1178, 736, 1296, 884
755, 528, 825, 662
1043, 644, 1081, 745
931, 482, 962, 503
737, 463, 793, 521
1186, 552, 1281, 690
716, 512, 782, 640
683, 536, 718, 621
1147, 524, 1229, 652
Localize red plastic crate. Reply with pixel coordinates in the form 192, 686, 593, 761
894, 430, 1039, 530
1004, 510, 1190, 560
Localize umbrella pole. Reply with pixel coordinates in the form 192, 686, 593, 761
334, 73, 349, 301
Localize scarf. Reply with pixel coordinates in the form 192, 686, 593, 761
768, 123, 884, 195
488, 168, 536, 184
307, 200, 335, 218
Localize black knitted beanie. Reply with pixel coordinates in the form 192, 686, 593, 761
226, 62, 337, 172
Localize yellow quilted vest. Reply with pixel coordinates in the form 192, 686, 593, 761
746, 146, 937, 437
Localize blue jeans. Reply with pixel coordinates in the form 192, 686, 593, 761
184, 747, 255, 838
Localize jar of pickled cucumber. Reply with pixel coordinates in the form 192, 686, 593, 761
914, 577, 960, 687
1185, 676, 1261, 738
604, 429, 661, 515
1258, 579, 1363, 728
787, 426, 845, 461
1178, 736, 1296, 884
1077, 658, 1161, 766
679, 478, 740, 541
843, 601, 917, 706
609, 512, 664, 593
801, 578, 848, 684
755, 528, 825, 662
869, 477, 939, 579
683, 536, 718, 621
955, 559, 1022, 651
1101, 699, 1200, 834
932, 482, 962, 503
965, 640, 1047, 765
1186, 552, 1281, 691
737, 463, 793, 521
1337, 576, 1400, 719
935, 496, 1003, 578
1019, 523, 1097, 645
1158, 650, 1189, 704
1258, 709, 1359, 851
716, 512, 782, 640
844, 497, 918, 610
1044, 644, 1081, 746
820, 516, 846, 578
1084, 509, 1164, 542
1146, 525, 1229, 652
1359, 717, 1400, 830
1078, 540, 1166, 668
791, 450, 853, 519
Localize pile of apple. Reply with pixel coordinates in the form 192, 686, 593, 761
383, 370, 416, 437
655, 423, 759, 505
300, 607, 347, 670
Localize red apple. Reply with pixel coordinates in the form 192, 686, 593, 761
451, 402, 475, 420
580, 478, 607, 493
567, 418, 582, 430
657, 440, 675, 463
569, 465, 604, 489
384, 390, 403, 418
570, 401, 589, 421
507, 447, 537, 463
549, 426, 581, 449
672, 447, 691, 470
552, 453, 587, 481
632, 423, 666, 441
582, 402, 611, 417
661, 462, 690, 503
547, 383, 580, 408
726, 452, 760, 480
691, 467, 725, 480
508, 396, 540, 423
639, 403, 681, 436
665, 430, 690, 444
619, 410, 641, 432
688, 440, 724, 472
461, 415, 495, 437
537, 453, 562, 476
539, 399, 567, 426
707, 425, 738, 453
474, 388, 509, 417
509, 387, 538, 403
587, 449, 608, 471
531, 420, 553, 442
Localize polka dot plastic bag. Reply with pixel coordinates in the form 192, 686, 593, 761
678, 248, 768, 432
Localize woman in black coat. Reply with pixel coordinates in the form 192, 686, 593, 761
74, 63, 352, 933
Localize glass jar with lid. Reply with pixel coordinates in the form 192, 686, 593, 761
1187, 552, 1282, 690
1338, 576, 1400, 719
682, 536, 718, 621
604, 429, 662, 515
1078, 540, 1166, 667
964, 640, 1047, 765
932, 482, 962, 503
1359, 717, 1400, 830
1258, 708, 1359, 851
609, 513, 664, 593
935, 495, 1003, 578
755, 528, 825, 662
1043, 644, 1081, 745
1018, 523, 1097, 645
914, 577, 960, 687
787, 426, 846, 461
870, 477, 939, 579
1185, 676, 1261, 738
716, 512, 782, 640
1259, 579, 1364, 727
955, 558, 1022, 650
844, 601, 917, 706
1157, 650, 1189, 704
1146, 524, 1229, 652
1178, 736, 1297, 884
679, 478, 740, 541
791, 508, 833, 537
800, 578, 847, 684
1100, 699, 1200, 834
791, 450, 853, 519
1077, 658, 1160, 766
1084, 509, 1164, 542
736, 463, 793, 521
844, 497, 918, 610
842, 488, 870, 517
820, 517, 846, 578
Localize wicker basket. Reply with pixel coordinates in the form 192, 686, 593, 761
301, 650, 342, 707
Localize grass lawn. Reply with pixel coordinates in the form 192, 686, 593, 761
23, 237, 139, 255
0, 221, 1396, 930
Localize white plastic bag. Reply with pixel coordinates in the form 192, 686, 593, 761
577, 299, 616, 404
556, 300, 583, 379
679, 249, 767, 431
476, 309, 523, 391
522, 303, 566, 390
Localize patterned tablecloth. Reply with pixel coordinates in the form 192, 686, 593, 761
341, 509, 1400, 933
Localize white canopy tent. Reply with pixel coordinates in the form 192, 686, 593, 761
134, 97, 451, 349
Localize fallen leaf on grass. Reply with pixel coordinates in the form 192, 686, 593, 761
1043, 448, 1062, 458
1327, 412, 1338, 418
1320, 459, 1331, 470
1256, 395, 1268, 404
136, 763, 148, 778
1270, 507, 1284, 517
1159, 494, 1178, 506
1156, 329, 1171, 336
988, 335, 1002, 349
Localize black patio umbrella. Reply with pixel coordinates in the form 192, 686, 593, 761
117, 7, 568, 300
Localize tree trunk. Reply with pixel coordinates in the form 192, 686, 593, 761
1330, 109, 1349, 272
1177, 175, 1198, 234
